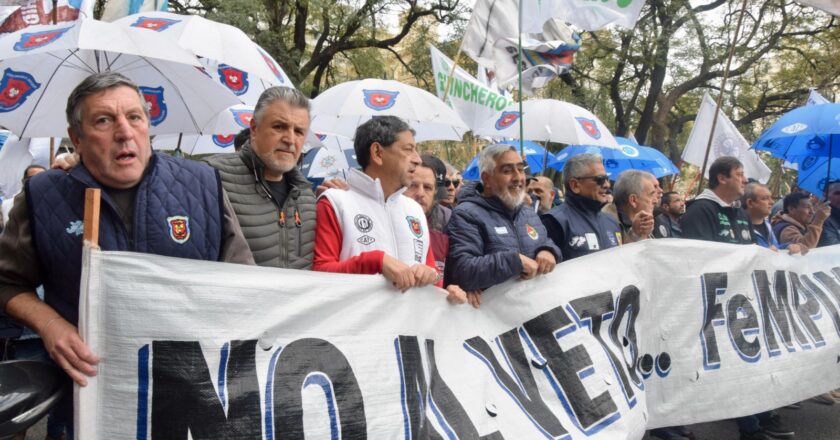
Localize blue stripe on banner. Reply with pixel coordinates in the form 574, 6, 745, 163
218, 342, 229, 410
303, 373, 341, 440
264, 346, 284, 440
136, 344, 150, 440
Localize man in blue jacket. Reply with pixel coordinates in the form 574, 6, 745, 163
542, 153, 622, 260
445, 144, 561, 295
0, 72, 253, 438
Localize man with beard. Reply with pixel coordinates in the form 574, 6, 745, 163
527, 176, 556, 214
818, 181, 840, 247
445, 144, 560, 293
314, 117, 467, 303
206, 87, 316, 269
655, 191, 685, 238
542, 154, 622, 260
405, 155, 451, 272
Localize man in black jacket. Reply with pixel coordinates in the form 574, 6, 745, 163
682, 156, 752, 244
680, 157, 793, 440
541, 153, 622, 260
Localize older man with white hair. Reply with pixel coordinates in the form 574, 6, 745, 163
445, 144, 561, 295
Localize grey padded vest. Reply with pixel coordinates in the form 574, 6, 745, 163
205, 142, 315, 269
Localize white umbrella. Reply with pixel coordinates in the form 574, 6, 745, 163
473, 99, 619, 148
309, 78, 469, 142
0, 134, 54, 199
151, 104, 254, 155
113, 12, 292, 90
0, 19, 240, 137
300, 134, 357, 178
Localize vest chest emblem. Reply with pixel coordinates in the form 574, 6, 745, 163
354, 214, 373, 233
526, 224, 538, 240
167, 216, 191, 244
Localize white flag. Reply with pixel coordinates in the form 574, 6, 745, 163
430, 45, 515, 132
0, 0, 93, 33
681, 92, 771, 183
522, 0, 646, 31
806, 89, 831, 106
795, 0, 840, 15
100, 0, 168, 22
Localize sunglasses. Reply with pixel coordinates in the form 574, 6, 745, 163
575, 175, 610, 186
445, 178, 462, 187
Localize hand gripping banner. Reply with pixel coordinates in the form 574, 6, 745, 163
77, 241, 840, 439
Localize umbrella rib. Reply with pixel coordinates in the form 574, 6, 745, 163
19, 49, 87, 137
136, 56, 202, 133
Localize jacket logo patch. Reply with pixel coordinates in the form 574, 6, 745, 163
614, 232, 622, 246
526, 224, 538, 240
570, 236, 586, 248
357, 235, 375, 245
658, 224, 668, 237
167, 216, 190, 244
65, 220, 84, 236
741, 229, 751, 241
413, 239, 423, 263
406, 216, 423, 238
354, 214, 373, 233
494, 226, 509, 235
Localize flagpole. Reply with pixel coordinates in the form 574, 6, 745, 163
517, 0, 524, 157
695, 0, 749, 197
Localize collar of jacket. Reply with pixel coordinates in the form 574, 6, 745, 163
238, 140, 310, 195
779, 213, 806, 231
71, 150, 158, 189
346, 167, 407, 205
565, 190, 606, 216
695, 188, 738, 208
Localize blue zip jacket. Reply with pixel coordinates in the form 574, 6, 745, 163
541, 191, 622, 260
444, 184, 561, 291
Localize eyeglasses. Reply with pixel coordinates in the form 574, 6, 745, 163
574, 175, 610, 186
445, 178, 462, 187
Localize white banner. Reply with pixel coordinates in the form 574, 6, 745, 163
681, 92, 772, 183
0, 0, 93, 33
795, 0, 840, 16
78, 241, 840, 439
430, 45, 515, 132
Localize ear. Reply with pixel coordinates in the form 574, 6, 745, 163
68, 127, 82, 149
370, 142, 385, 167
628, 193, 639, 209
249, 117, 257, 139
568, 179, 581, 194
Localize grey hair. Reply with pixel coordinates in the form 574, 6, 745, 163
253, 86, 310, 125
353, 116, 416, 169
478, 143, 517, 175
741, 182, 766, 206
442, 160, 458, 175
562, 153, 602, 190
66, 72, 149, 136
613, 170, 655, 209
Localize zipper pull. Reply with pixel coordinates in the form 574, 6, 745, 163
294, 210, 301, 227
279, 211, 286, 227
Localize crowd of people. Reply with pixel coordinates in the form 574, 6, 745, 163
0, 72, 839, 440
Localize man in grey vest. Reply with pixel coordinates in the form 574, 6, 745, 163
206, 87, 317, 269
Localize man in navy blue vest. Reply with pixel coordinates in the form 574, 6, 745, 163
0, 73, 253, 420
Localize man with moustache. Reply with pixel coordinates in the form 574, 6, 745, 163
445, 144, 561, 293
654, 191, 685, 238
314, 117, 463, 300
542, 153, 622, 260
206, 87, 317, 269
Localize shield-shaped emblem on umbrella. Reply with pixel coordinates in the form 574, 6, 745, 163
217, 64, 249, 96
230, 108, 253, 128
139, 86, 168, 126
362, 89, 398, 110
576, 117, 601, 139
495, 111, 520, 130
801, 156, 819, 171
0, 69, 40, 113
13, 27, 71, 52
130, 17, 181, 32
212, 134, 235, 147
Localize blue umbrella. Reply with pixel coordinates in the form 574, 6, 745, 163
792, 156, 840, 196
462, 140, 551, 180
753, 103, 840, 160
548, 137, 678, 179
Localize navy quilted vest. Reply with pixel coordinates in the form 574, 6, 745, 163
27, 153, 223, 325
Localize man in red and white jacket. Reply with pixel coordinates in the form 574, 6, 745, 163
313, 116, 468, 303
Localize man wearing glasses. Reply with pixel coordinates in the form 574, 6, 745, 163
541, 153, 622, 260
440, 166, 462, 208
